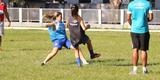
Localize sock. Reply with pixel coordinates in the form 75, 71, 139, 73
43, 61, 46, 64
81, 58, 88, 64
143, 67, 147, 72
76, 57, 81, 66
89, 50, 94, 56
133, 66, 137, 72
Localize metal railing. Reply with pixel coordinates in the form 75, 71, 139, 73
6, 8, 160, 28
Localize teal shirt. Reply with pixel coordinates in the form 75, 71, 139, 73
48, 20, 67, 41
128, 0, 152, 33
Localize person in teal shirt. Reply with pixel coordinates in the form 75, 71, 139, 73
127, 0, 153, 75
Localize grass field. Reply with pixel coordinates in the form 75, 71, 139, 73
0, 29, 160, 80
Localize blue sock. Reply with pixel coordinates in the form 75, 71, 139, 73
76, 57, 81, 66
89, 50, 94, 56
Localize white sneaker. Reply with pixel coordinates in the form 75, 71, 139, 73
129, 70, 137, 75
143, 67, 148, 74
143, 69, 148, 74
82, 62, 89, 65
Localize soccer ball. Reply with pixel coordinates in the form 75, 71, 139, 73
123, 22, 131, 29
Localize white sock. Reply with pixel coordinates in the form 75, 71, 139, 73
81, 58, 89, 64
43, 61, 46, 64
133, 66, 137, 72
143, 67, 147, 72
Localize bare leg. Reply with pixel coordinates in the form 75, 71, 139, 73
141, 50, 148, 67
0, 36, 2, 51
87, 39, 93, 51
132, 49, 139, 66
42, 47, 59, 64
141, 50, 148, 73
130, 48, 139, 74
87, 39, 100, 59
72, 47, 81, 66
78, 48, 88, 65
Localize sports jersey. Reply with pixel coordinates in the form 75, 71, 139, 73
0, 3, 6, 21
68, 16, 85, 46
48, 20, 67, 41
127, 0, 153, 33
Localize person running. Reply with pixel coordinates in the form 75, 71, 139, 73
127, 0, 153, 75
66, 4, 100, 60
0, 0, 11, 51
41, 12, 88, 67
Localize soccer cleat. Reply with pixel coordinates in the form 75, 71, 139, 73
41, 62, 45, 66
129, 70, 137, 75
90, 53, 101, 59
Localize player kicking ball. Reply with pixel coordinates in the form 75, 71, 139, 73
127, 0, 153, 75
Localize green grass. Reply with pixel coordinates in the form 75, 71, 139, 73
0, 29, 160, 80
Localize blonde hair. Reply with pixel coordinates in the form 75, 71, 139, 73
43, 12, 62, 23
43, 13, 54, 23
53, 12, 62, 19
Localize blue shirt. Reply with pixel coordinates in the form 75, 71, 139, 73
127, 0, 152, 33
48, 20, 67, 41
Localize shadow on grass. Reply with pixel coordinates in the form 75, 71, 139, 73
67, 59, 160, 67
67, 58, 132, 66
89, 59, 132, 66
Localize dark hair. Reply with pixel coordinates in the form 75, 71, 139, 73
71, 4, 79, 17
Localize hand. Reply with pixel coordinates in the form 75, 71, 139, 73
86, 24, 90, 29
8, 21, 11, 27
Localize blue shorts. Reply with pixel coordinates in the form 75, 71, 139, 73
52, 39, 71, 49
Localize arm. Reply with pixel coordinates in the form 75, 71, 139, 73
4, 9, 11, 27
127, 13, 132, 25
127, 3, 132, 25
79, 17, 90, 31
65, 17, 70, 28
148, 13, 153, 22
45, 22, 55, 28
148, 2, 153, 22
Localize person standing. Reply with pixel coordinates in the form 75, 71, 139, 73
127, 0, 153, 75
0, 0, 11, 51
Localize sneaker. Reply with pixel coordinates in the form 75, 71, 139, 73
41, 62, 45, 66
143, 69, 148, 75
82, 62, 89, 65
90, 53, 101, 59
129, 70, 137, 75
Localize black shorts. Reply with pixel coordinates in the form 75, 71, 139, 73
131, 32, 150, 51
79, 35, 89, 44
72, 35, 89, 48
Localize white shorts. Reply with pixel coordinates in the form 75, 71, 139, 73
0, 22, 4, 36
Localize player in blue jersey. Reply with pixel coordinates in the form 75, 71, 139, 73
127, 0, 153, 75
41, 12, 88, 67
66, 5, 100, 60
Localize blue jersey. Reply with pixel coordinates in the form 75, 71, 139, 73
48, 20, 67, 41
127, 0, 153, 33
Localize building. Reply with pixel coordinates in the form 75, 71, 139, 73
8, 0, 159, 9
